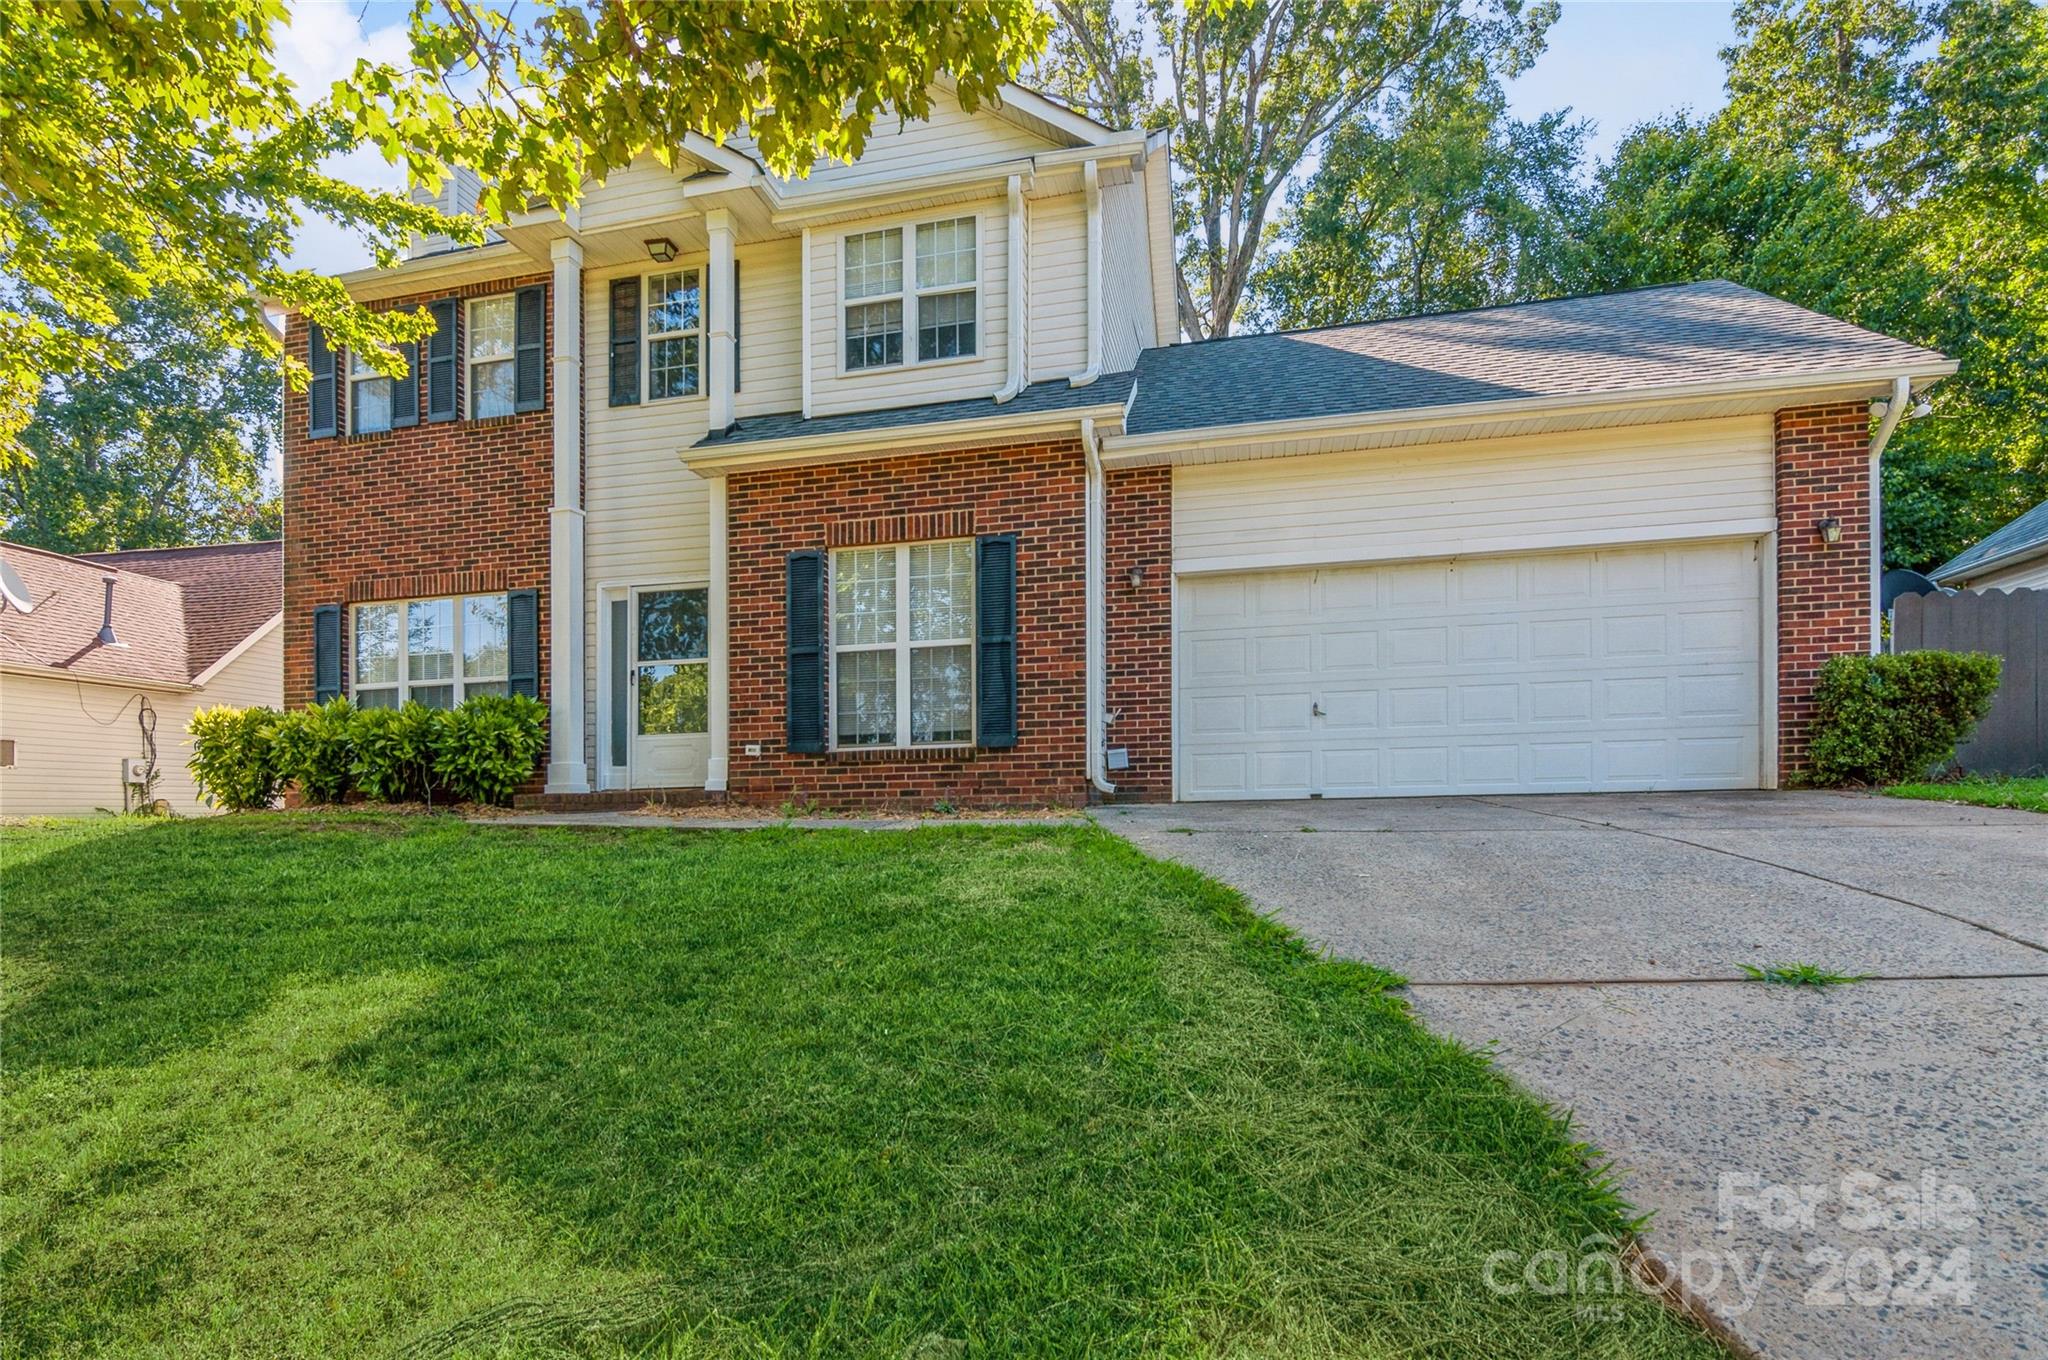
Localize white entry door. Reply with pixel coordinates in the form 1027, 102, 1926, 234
1176, 540, 1765, 800
629, 584, 709, 789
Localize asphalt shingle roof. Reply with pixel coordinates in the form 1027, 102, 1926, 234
81, 540, 282, 674
1932, 497, 2048, 583
692, 373, 1135, 450
1122, 281, 1950, 437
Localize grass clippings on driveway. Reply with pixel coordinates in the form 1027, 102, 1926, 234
1, 815, 1718, 1359
1884, 775, 2048, 813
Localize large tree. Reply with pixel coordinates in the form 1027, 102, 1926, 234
1038, 0, 1556, 337
3, 287, 279, 553
0, 0, 1051, 468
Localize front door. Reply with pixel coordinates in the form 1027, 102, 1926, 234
629, 584, 709, 789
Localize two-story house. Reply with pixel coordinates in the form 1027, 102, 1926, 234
284, 83, 1955, 806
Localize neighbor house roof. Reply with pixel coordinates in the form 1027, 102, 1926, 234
1120, 280, 1953, 438
1931, 497, 2048, 584
690, 373, 1137, 452
0, 539, 281, 688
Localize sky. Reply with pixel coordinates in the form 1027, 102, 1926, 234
281, 0, 1741, 276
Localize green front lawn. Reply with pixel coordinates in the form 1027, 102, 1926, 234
2, 816, 1715, 1358
1883, 775, 2048, 813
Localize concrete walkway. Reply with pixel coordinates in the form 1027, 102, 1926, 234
1103, 791, 2047, 1360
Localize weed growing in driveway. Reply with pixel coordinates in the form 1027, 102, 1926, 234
1739, 962, 1872, 986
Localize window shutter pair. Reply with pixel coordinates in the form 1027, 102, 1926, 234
609, 277, 641, 407
507, 588, 540, 698
312, 604, 342, 701
514, 286, 546, 412
307, 324, 338, 438
782, 535, 1017, 754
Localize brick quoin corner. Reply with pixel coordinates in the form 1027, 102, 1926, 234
281, 276, 554, 710
723, 437, 1174, 809
1775, 400, 1874, 779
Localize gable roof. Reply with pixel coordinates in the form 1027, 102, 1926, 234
1, 539, 280, 687
1931, 497, 2048, 584
1122, 281, 1953, 438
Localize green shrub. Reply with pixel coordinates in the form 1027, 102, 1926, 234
1804, 651, 2002, 786
432, 693, 547, 805
269, 697, 358, 804
187, 705, 283, 811
350, 702, 446, 804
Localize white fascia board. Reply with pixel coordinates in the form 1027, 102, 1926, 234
680, 405, 1129, 475
333, 242, 537, 301
1932, 541, 2048, 585
190, 612, 282, 689
1099, 361, 1962, 466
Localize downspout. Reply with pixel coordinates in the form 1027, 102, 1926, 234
1868, 376, 1910, 654
1071, 160, 1103, 389
1082, 416, 1115, 796
993, 173, 1027, 403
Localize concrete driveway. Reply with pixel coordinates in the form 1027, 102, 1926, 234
1105, 791, 2047, 1360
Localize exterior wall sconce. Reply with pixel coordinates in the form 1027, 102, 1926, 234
644, 237, 677, 263
1817, 517, 1843, 545
1127, 564, 1146, 589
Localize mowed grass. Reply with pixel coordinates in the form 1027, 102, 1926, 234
1884, 775, 2048, 813
1, 816, 1718, 1359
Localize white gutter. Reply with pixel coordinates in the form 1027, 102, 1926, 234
1081, 417, 1115, 796
0, 660, 197, 693
1071, 160, 1103, 389
1868, 375, 1911, 653
993, 174, 1027, 403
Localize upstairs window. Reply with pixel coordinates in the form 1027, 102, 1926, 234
349, 349, 393, 434
467, 295, 516, 418
914, 218, 977, 361
646, 268, 702, 399
842, 228, 904, 371
840, 217, 978, 373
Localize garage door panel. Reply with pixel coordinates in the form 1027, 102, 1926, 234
1177, 541, 1764, 799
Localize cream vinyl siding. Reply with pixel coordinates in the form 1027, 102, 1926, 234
0, 621, 282, 816
807, 200, 1009, 416
580, 154, 692, 233
1174, 416, 1777, 576
1145, 145, 1176, 343
1963, 557, 2048, 592
1027, 192, 1087, 380
733, 89, 1056, 192
1099, 174, 1156, 372
735, 237, 803, 417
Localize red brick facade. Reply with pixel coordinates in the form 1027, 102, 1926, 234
282, 276, 554, 710
1103, 466, 1174, 800
1774, 400, 1874, 778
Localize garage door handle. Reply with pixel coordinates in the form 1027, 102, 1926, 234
1311, 701, 1325, 718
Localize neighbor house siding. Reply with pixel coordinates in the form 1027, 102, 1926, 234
1172, 416, 1777, 576
1775, 401, 1873, 778
1962, 557, 2048, 593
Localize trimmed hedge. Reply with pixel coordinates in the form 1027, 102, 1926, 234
1804, 651, 2002, 786
188, 694, 547, 809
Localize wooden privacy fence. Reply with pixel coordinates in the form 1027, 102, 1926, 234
1892, 587, 2047, 776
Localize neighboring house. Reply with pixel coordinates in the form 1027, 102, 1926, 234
0, 540, 282, 815
1930, 497, 2048, 592
280, 84, 1955, 806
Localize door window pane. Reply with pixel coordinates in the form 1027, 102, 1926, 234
463, 594, 508, 681
910, 644, 972, 744
832, 550, 896, 646
638, 663, 707, 735
354, 604, 399, 686
636, 589, 706, 662
908, 541, 973, 641
835, 648, 895, 746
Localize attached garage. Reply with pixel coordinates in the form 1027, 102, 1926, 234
1176, 540, 1767, 799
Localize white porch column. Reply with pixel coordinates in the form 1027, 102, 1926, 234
706, 472, 729, 793
706, 208, 736, 435
545, 235, 590, 793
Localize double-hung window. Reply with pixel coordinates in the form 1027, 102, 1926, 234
830, 541, 974, 748
467, 296, 516, 418
352, 593, 508, 709
348, 349, 393, 434
840, 216, 978, 372
646, 268, 702, 398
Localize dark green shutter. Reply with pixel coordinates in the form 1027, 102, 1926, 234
975, 534, 1017, 748
608, 596, 629, 767
507, 588, 540, 698
313, 603, 342, 702
609, 276, 640, 407
785, 550, 826, 753
307, 323, 337, 438
391, 341, 420, 428
426, 298, 459, 421
513, 285, 546, 412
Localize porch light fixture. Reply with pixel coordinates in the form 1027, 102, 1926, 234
1127, 564, 1146, 589
1817, 517, 1843, 545
644, 237, 677, 263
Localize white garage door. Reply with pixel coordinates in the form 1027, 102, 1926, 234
1176, 540, 1765, 800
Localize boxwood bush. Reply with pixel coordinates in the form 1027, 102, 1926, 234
185, 694, 547, 809
1804, 651, 2002, 786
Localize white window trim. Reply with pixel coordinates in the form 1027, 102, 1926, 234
466, 293, 516, 420
828, 541, 976, 751
351, 593, 509, 708
836, 213, 982, 378
347, 350, 394, 436
643, 264, 705, 402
